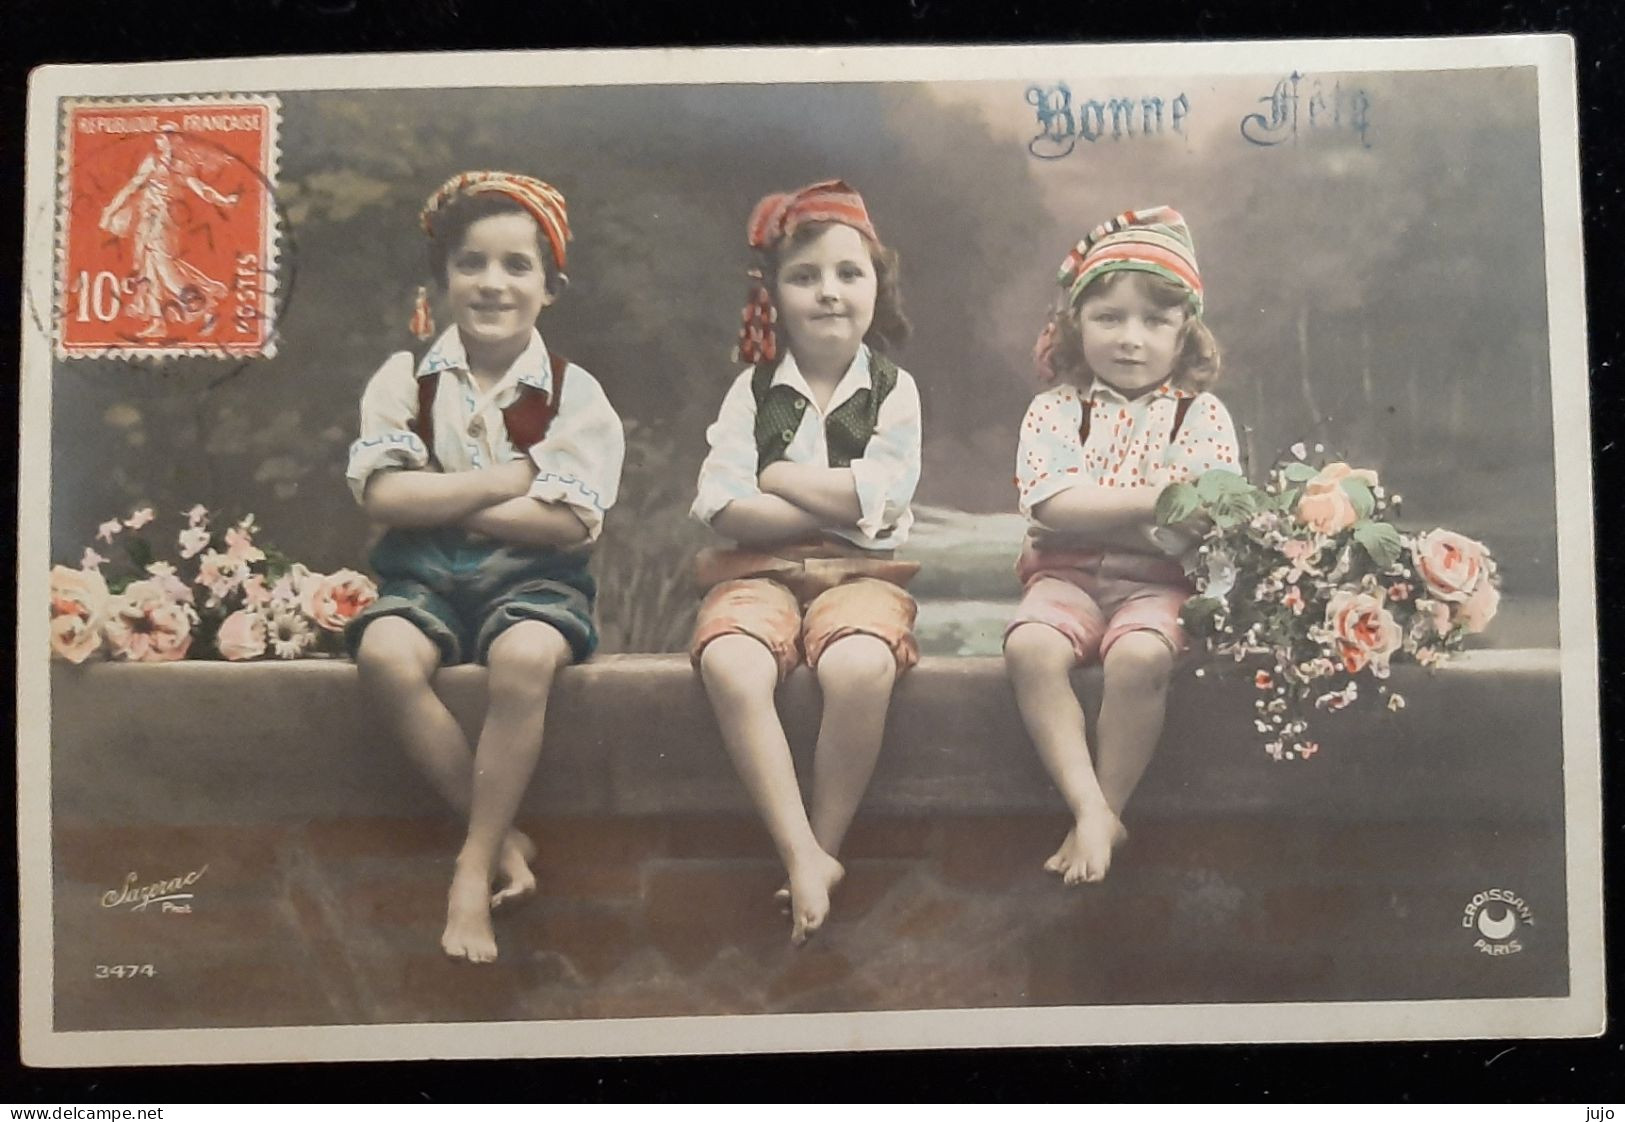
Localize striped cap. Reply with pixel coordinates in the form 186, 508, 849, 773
421, 171, 572, 271
1057, 205, 1202, 316
735, 180, 879, 364
746, 179, 877, 252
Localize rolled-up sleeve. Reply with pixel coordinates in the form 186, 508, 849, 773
1166, 392, 1242, 482
525, 366, 625, 543
848, 369, 922, 541
690, 370, 764, 527
346, 351, 430, 504
1015, 390, 1086, 520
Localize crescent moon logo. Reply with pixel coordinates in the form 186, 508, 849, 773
1477, 906, 1518, 940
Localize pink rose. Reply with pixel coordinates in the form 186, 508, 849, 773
1279, 536, 1325, 581
103, 580, 193, 662
1295, 463, 1379, 535
1411, 529, 1492, 604
302, 568, 379, 632
1457, 579, 1500, 634
1324, 588, 1402, 677
49, 564, 109, 663
1282, 585, 1306, 615
216, 609, 267, 661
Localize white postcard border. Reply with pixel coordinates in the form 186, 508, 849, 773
17, 33, 1602, 1068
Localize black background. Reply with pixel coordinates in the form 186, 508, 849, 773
4, 0, 1623, 1103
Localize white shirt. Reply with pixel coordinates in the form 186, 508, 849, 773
1016, 378, 1240, 521
346, 326, 625, 542
691, 347, 922, 551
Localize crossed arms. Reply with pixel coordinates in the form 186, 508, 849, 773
363, 458, 590, 548
710, 461, 864, 546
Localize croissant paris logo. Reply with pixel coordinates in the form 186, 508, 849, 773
1461, 889, 1535, 956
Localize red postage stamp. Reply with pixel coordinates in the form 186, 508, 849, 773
54, 96, 281, 359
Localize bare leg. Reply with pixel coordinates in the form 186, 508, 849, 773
701, 635, 843, 945
1093, 630, 1176, 814
1003, 623, 1124, 884
808, 634, 898, 857
355, 617, 536, 909
441, 621, 571, 963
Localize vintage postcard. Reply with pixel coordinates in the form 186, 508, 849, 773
17, 36, 1601, 1066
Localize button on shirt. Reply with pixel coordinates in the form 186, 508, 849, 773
346, 326, 625, 542
1015, 379, 1240, 521
691, 347, 923, 551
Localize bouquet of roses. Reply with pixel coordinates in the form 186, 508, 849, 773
1155, 448, 1500, 760
48, 505, 379, 664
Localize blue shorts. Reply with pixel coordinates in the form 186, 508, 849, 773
344, 528, 598, 666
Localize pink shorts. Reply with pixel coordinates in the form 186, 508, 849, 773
691, 576, 920, 682
1004, 544, 1192, 664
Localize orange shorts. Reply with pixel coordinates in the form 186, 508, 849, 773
1005, 543, 1191, 664
691, 576, 920, 682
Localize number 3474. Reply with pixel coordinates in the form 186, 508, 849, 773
95, 964, 155, 979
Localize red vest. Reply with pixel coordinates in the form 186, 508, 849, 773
408, 352, 569, 467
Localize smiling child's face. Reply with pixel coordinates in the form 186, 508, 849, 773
445, 211, 553, 353
774, 223, 878, 368
1075, 273, 1188, 397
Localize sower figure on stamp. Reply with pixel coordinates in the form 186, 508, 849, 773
344, 172, 624, 963
1004, 207, 1240, 884
97, 126, 239, 338
689, 180, 923, 945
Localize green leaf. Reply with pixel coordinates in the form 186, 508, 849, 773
1352, 520, 1404, 569
124, 537, 154, 570
1211, 493, 1259, 530
1340, 477, 1376, 520
1281, 462, 1319, 483
1155, 481, 1201, 526
1196, 469, 1253, 503
1273, 487, 1301, 514
1178, 595, 1225, 636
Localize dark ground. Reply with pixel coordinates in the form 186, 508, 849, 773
53, 812, 1567, 1031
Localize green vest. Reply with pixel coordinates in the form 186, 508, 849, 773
752, 352, 899, 471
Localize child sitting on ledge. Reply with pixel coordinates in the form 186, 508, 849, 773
344, 171, 624, 963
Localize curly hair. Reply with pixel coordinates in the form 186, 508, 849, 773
1047, 270, 1220, 392
758, 219, 911, 356
425, 191, 568, 297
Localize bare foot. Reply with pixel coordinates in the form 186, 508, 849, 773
442, 864, 499, 963
785, 849, 845, 947
490, 830, 537, 910
1043, 809, 1129, 885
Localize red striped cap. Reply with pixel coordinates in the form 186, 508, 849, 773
421, 171, 572, 271
1057, 205, 1202, 316
746, 179, 878, 251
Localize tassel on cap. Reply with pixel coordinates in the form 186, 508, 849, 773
410, 285, 435, 340
734, 270, 779, 365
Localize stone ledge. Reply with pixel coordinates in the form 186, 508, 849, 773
48, 651, 1564, 825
